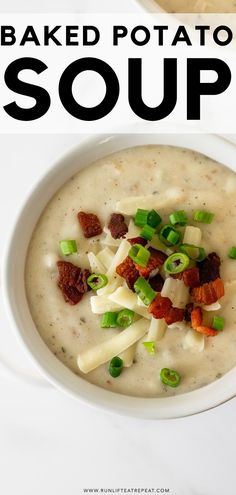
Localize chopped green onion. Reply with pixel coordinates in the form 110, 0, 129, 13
169, 210, 188, 226
147, 210, 162, 228
160, 368, 181, 388
128, 244, 150, 267
228, 247, 236, 259
134, 209, 149, 227
117, 309, 134, 328
179, 243, 206, 262
143, 341, 156, 354
134, 208, 162, 228
212, 316, 225, 332
164, 252, 189, 274
109, 356, 123, 378
193, 210, 214, 224
159, 224, 181, 246
140, 224, 156, 241
134, 277, 156, 306
87, 273, 108, 290
101, 312, 118, 328
59, 240, 77, 256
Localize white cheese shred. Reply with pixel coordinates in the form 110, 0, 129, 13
119, 343, 137, 367
90, 295, 122, 314
116, 189, 185, 216
147, 317, 167, 342
77, 319, 148, 373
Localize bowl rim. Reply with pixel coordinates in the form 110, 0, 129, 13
3, 132, 236, 420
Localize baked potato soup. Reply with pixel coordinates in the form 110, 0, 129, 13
25, 145, 236, 397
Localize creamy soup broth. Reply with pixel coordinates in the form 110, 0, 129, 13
25, 145, 236, 398
156, 0, 236, 13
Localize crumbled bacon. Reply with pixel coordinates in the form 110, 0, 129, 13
149, 273, 164, 292
57, 261, 90, 305
148, 294, 172, 319
76, 269, 91, 294
182, 267, 200, 288
198, 252, 221, 284
116, 256, 139, 290
184, 302, 194, 322
62, 285, 83, 305
195, 326, 218, 337
191, 278, 224, 305
57, 260, 80, 288
128, 236, 147, 246
191, 307, 203, 329
135, 248, 167, 278
78, 211, 102, 238
165, 307, 185, 325
108, 213, 128, 239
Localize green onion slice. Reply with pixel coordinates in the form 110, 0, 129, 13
134, 209, 149, 227
109, 357, 124, 378
147, 210, 162, 228
117, 309, 134, 328
87, 273, 108, 290
179, 243, 206, 262
228, 247, 236, 259
160, 368, 181, 388
134, 208, 162, 228
101, 312, 118, 328
159, 224, 181, 246
59, 240, 77, 256
140, 224, 156, 241
134, 277, 156, 306
129, 244, 150, 267
169, 210, 188, 226
143, 341, 156, 354
212, 316, 225, 332
164, 252, 190, 274
193, 210, 214, 224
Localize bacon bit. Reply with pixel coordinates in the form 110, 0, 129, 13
128, 236, 147, 246
149, 273, 164, 292
213, 278, 225, 299
191, 278, 224, 305
135, 248, 167, 278
182, 267, 200, 288
76, 269, 91, 294
198, 252, 221, 284
61, 286, 83, 305
191, 307, 203, 329
116, 256, 139, 290
195, 326, 218, 337
165, 307, 185, 325
108, 213, 128, 239
148, 294, 172, 319
184, 302, 194, 322
57, 261, 80, 288
57, 261, 90, 305
78, 211, 102, 238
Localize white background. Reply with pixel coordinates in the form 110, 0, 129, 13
1, 2, 236, 495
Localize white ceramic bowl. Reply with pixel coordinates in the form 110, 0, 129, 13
3, 133, 236, 419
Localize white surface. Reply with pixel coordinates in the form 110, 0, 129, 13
1, 0, 236, 493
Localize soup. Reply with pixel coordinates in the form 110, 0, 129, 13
25, 145, 236, 398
